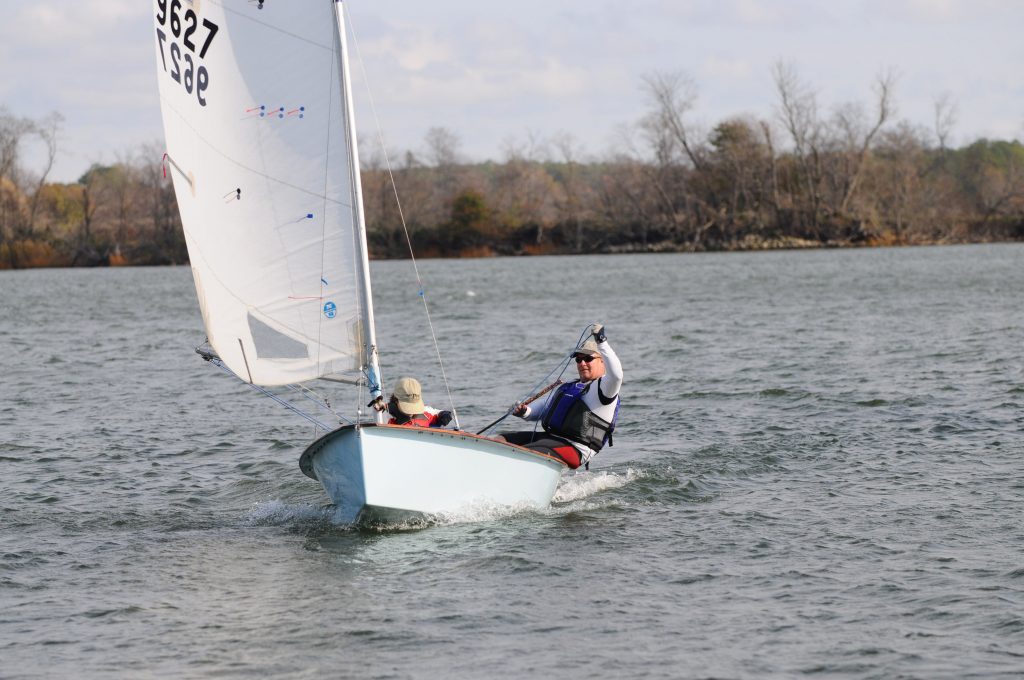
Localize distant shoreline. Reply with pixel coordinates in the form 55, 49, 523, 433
3, 233, 1022, 271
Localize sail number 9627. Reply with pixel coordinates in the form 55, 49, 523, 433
155, 0, 219, 107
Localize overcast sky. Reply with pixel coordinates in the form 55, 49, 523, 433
1, 0, 1021, 183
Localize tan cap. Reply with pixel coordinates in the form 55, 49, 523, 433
573, 338, 601, 358
392, 376, 425, 415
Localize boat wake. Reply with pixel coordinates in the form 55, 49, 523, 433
242, 467, 643, 532
551, 467, 639, 503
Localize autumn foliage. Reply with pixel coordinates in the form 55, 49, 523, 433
3, 68, 1024, 269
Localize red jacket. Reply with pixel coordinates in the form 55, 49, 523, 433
388, 407, 446, 428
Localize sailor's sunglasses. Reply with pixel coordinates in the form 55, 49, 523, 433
574, 355, 597, 364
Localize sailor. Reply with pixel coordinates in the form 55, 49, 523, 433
386, 376, 453, 428
499, 324, 622, 469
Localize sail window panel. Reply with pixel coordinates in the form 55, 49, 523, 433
247, 313, 309, 360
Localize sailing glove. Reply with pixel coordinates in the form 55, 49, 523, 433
436, 411, 453, 427
591, 323, 606, 343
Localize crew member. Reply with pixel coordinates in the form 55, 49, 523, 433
499, 324, 622, 469
386, 376, 453, 428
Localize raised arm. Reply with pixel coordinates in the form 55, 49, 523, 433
597, 339, 622, 400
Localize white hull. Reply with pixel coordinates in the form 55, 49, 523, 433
300, 425, 567, 523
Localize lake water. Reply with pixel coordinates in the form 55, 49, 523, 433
2, 244, 1023, 679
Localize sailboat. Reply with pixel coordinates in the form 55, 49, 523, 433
153, 0, 567, 523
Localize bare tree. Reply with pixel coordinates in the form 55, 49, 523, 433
422, 126, 463, 221
501, 129, 548, 164
359, 132, 400, 234
108, 150, 141, 248
424, 126, 461, 169
551, 131, 589, 251
773, 61, 825, 235
0, 109, 34, 247
760, 120, 782, 224
633, 79, 710, 243
595, 151, 659, 247
495, 134, 557, 244
833, 71, 895, 214
0, 110, 30, 180
871, 121, 931, 241
641, 71, 706, 171
23, 112, 63, 236
933, 92, 958, 152
135, 142, 180, 260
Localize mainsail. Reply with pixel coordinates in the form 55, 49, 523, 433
153, 0, 378, 388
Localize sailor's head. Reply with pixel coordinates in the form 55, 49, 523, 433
390, 376, 425, 416
573, 340, 605, 381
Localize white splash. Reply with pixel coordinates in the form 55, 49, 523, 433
442, 501, 531, 524
552, 468, 640, 503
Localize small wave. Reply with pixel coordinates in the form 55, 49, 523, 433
243, 499, 336, 527
368, 496, 574, 531
552, 468, 639, 503
81, 605, 143, 620
411, 499, 543, 528
759, 388, 790, 397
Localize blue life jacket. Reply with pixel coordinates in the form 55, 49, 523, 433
541, 380, 619, 451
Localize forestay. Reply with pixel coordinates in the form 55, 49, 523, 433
154, 0, 376, 387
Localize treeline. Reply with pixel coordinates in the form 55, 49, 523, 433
0, 108, 182, 268
363, 67, 1024, 256
3, 66, 1024, 268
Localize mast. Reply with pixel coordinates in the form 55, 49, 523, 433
334, 0, 385, 423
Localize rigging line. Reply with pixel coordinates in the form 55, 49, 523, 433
477, 347, 575, 436
518, 323, 593, 398
508, 324, 594, 436
345, 5, 460, 427
202, 352, 338, 430
284, 382, 355, 426
530, 354, 576, 435
218, 2, 335, 51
